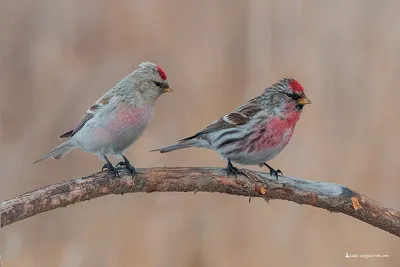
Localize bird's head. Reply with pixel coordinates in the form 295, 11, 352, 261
263, 78, 311, 114
131, 62, 173, 102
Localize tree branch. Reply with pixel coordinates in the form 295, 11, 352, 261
1, 167, 399, 237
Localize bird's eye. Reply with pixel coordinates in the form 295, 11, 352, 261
285, 92, 300, 100
291, 94, 301, 100
154, 81, 161, 87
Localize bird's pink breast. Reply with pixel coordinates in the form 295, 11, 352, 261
94, 105, 152, 141
116, 107, 149, 125
112, 106, 152, 131
246, 111, 300, 152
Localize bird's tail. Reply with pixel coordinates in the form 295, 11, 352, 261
150, 138, 200, 153
33, 142, 73, 164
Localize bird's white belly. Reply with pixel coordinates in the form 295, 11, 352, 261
100, 125, 146, 155
227, 146, 282, 165
73, 123, 146, 155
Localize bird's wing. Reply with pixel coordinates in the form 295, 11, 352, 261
181, 98, 263, 141
59, 93, 114, 139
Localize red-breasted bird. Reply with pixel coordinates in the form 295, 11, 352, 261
34, 62, 172, 177
152, 78, 310, 179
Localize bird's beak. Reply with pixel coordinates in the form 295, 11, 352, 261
297, 96, 312, 105
163, 87, 173, 93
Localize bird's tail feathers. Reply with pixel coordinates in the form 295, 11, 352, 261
150, 138, 200, 153
33, 142, 73, 164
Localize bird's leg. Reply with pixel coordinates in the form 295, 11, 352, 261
101, 156, 120, 178
226, 159, 244, 177
263, 163, 282, 180
116, 155, 136, 175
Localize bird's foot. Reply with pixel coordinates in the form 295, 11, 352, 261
101, 163, 107, 172
227, 165, 241, 177
116, 161, 136, 175
226, 160, 245, 177
263, 163, 282, 180
102, 163, 120, 178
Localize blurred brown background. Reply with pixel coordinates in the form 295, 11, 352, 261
0, 0, 399, 266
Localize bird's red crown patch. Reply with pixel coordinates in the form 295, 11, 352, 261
157, 65, 167, 80
289, 79, 304, 93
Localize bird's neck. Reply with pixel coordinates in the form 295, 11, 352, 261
284, 109, 301, 126
129, 91, 157, 108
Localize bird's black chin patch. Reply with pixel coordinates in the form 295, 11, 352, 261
295, 104, 304, 111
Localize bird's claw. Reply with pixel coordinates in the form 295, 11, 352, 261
101, 163, 107, 172
226, 160, 245, 177
269, 169, 282, 180
117, 161, 136, 175
109, 168, 120, 178
264, 163, 282, 180
102, 163, 120, 178
227, 165, 241, 177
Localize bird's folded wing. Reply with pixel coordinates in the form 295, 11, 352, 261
58, 93, 113, 139
181, 100, 263, 141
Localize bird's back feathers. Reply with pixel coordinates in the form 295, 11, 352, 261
152, 97, 264, 153
58, 89, 118, 139
59, 113, 94, 139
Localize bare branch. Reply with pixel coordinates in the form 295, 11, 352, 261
1, 167, 399, 237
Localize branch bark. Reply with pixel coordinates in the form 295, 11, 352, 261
1, 167, 399, 237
